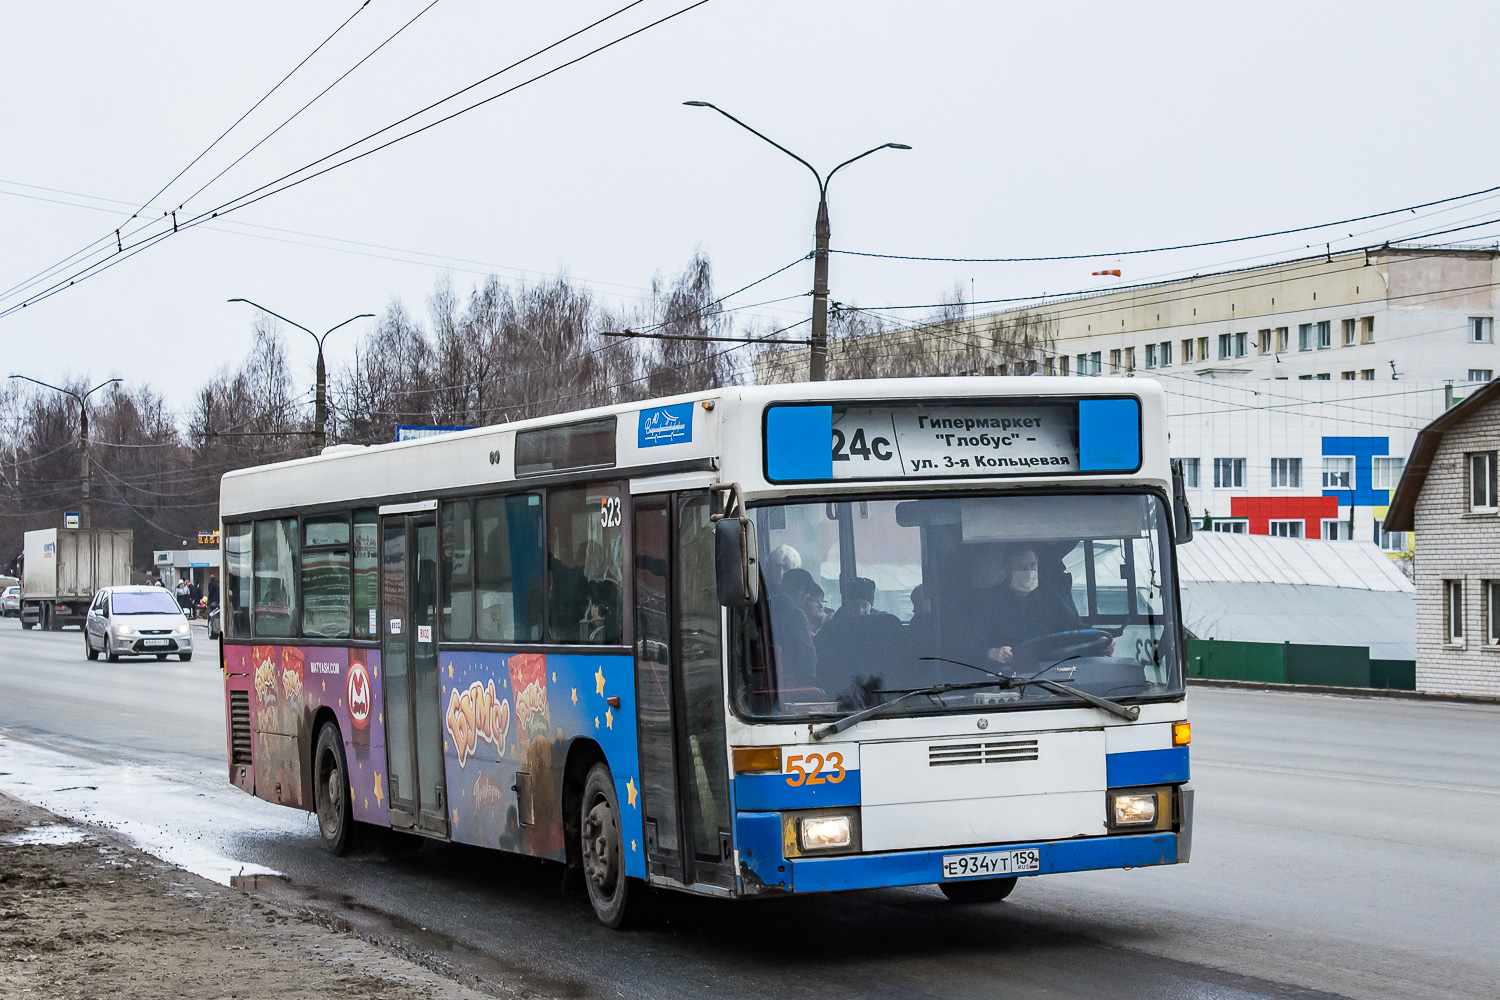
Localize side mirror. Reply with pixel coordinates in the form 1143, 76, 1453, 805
1170, 459, 1195, 544
710, 482, 760, 608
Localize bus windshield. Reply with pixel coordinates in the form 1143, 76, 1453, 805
732, 491, 1182, 721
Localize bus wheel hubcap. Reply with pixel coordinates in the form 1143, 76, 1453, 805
582, 798, 618, 892
319, 752, 341, 836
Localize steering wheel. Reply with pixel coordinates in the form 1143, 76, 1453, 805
1013, 628, 1114, 663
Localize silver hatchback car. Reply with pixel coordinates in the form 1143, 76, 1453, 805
84, 586, 194, 662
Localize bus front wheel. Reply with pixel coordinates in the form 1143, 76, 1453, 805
313, 722, 354, 856
939, 876, 1018, 904
580, 762, 635, 928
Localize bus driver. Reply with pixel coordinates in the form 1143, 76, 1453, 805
981, 544, 1113, 667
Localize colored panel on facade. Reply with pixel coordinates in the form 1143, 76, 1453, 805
1321, 436, 1391, 507
1228, 495, 1339, 537
1077, 398, 1142, 472
439, 650, 644, 879
764, 405, 833, 481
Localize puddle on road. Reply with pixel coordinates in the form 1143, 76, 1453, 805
0, 734, 293, 885
1, 822, 88, 845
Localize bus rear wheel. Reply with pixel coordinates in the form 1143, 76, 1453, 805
313, 722, 354, 856
939, 876, 1018, 904
580, 762, 635, 928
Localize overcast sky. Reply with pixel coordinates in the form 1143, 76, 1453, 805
4, 1, 1500, 416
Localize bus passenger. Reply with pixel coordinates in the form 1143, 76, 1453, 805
782, 568, 828, 636
814, 577, 904, 707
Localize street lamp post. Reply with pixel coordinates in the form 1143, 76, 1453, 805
684, 101, 909, 381
7, 375, 121, 529
227, 300, 374, 451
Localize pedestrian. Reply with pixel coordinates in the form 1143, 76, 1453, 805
206, 574, 220, 610
175, 576, 192, 617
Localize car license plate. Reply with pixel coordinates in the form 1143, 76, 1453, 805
142, 639, 170, 647
942, 848, 1041, 879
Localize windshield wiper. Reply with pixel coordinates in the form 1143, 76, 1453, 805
810, 680, 1006, 741
920, 657, 1141, 722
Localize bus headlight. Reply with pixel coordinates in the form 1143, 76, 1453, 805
801, 815, 852, 851
1111, 792, 1157, 826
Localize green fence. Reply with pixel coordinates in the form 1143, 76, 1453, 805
1185, 638, 1415, 691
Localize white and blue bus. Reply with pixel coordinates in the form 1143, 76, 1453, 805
219, 376, 1194, 926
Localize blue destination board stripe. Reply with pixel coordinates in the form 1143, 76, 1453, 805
1106, 746, 1189, 787
765, 405, 833, 481
1077, 398, 1141, 472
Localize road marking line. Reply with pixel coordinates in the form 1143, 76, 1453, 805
1197, 760, 1500, 796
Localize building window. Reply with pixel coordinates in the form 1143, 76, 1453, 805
1469, 369, 1493, 383
1144, 344, 1158, 369
1268, 519, 1304, 538
1214, 457, 1246, 488
1059, 356, 1069, 376
1110, 348, 1122, 373
1373, 518, 1406, 552
1469, 452, 1497, 512
1276, 327, 1290, 353
1181, 339, 1194, 363
1322, 519, 1350, 540
1360, 369, 1375, 380
1445, 579, 1464, 644
1159, 341, 1172, 366
1179, 457, 1201, 488
1488, 581, 1500, 646
1371, 456, 1405, 490
1045, 356, 1056, 376
1124, 347, 1135, 372
1470, 317, 1493, 343
1089, 351, 1101, 375
1197, 336, 1209, 363
1218, 333, 1231, 361
1301, 321, 1332, 350
1257, 329, 1271, 355
1319, 321, 1332, 349
1234, 331, 1247, 358
1270, 457, 1302, 488
1360, 317, 1375, 344
1322, 456, 1354, 489
1075, 353, 1088, 375
1342, 318, 1357, 346
1211, 519, 1248, 533
1298, 323, 1312, 351
1341, 371, 1356, 381
1316, 373, 1331, 380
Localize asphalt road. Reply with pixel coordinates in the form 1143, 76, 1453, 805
1, 618, 1496, 1000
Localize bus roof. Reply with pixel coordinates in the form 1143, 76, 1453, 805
220, 377, 1168, 519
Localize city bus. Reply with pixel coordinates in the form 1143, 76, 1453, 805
218, 376, 1194, 926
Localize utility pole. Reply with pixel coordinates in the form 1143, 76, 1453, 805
684, 101, 909, 381
228, 299, 373, 452
7, 376, 120, 529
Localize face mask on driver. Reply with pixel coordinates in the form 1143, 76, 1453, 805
1010, 569, 1039, 594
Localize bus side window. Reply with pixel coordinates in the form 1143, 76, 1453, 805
441, 501, 474, 642
253, 518, 298, 638
475, 494, 545, 642
352, 510, 379, 640
225, 523, 253, 638
546, 484, 624, 645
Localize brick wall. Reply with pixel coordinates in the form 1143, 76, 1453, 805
1413, 399, 1500, 695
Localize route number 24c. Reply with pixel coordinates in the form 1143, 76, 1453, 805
785, 752, 846, 786
832, 428, 892, 463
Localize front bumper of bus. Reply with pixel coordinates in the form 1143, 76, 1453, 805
736, 786, 1193, 894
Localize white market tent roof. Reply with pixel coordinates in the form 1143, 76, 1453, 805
1176, 533, 1415, 660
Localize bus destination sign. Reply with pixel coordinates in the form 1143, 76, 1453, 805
764, 397, 1141, 483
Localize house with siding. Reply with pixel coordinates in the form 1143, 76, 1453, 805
1384, 379, 1500, 696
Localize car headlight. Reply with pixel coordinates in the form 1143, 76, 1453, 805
112, 624, 137, 636
1111, 792, 1157, 826
800, 814, 852, 851
174, 623, 190, 636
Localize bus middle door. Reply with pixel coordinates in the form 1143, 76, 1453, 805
381, 511, 449, 838
632, 492, 733, 890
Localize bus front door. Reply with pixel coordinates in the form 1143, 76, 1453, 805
632, 493, 734, 889
381, 513, 449, 838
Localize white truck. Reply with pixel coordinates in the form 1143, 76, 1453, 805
21, 528, 134, 631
